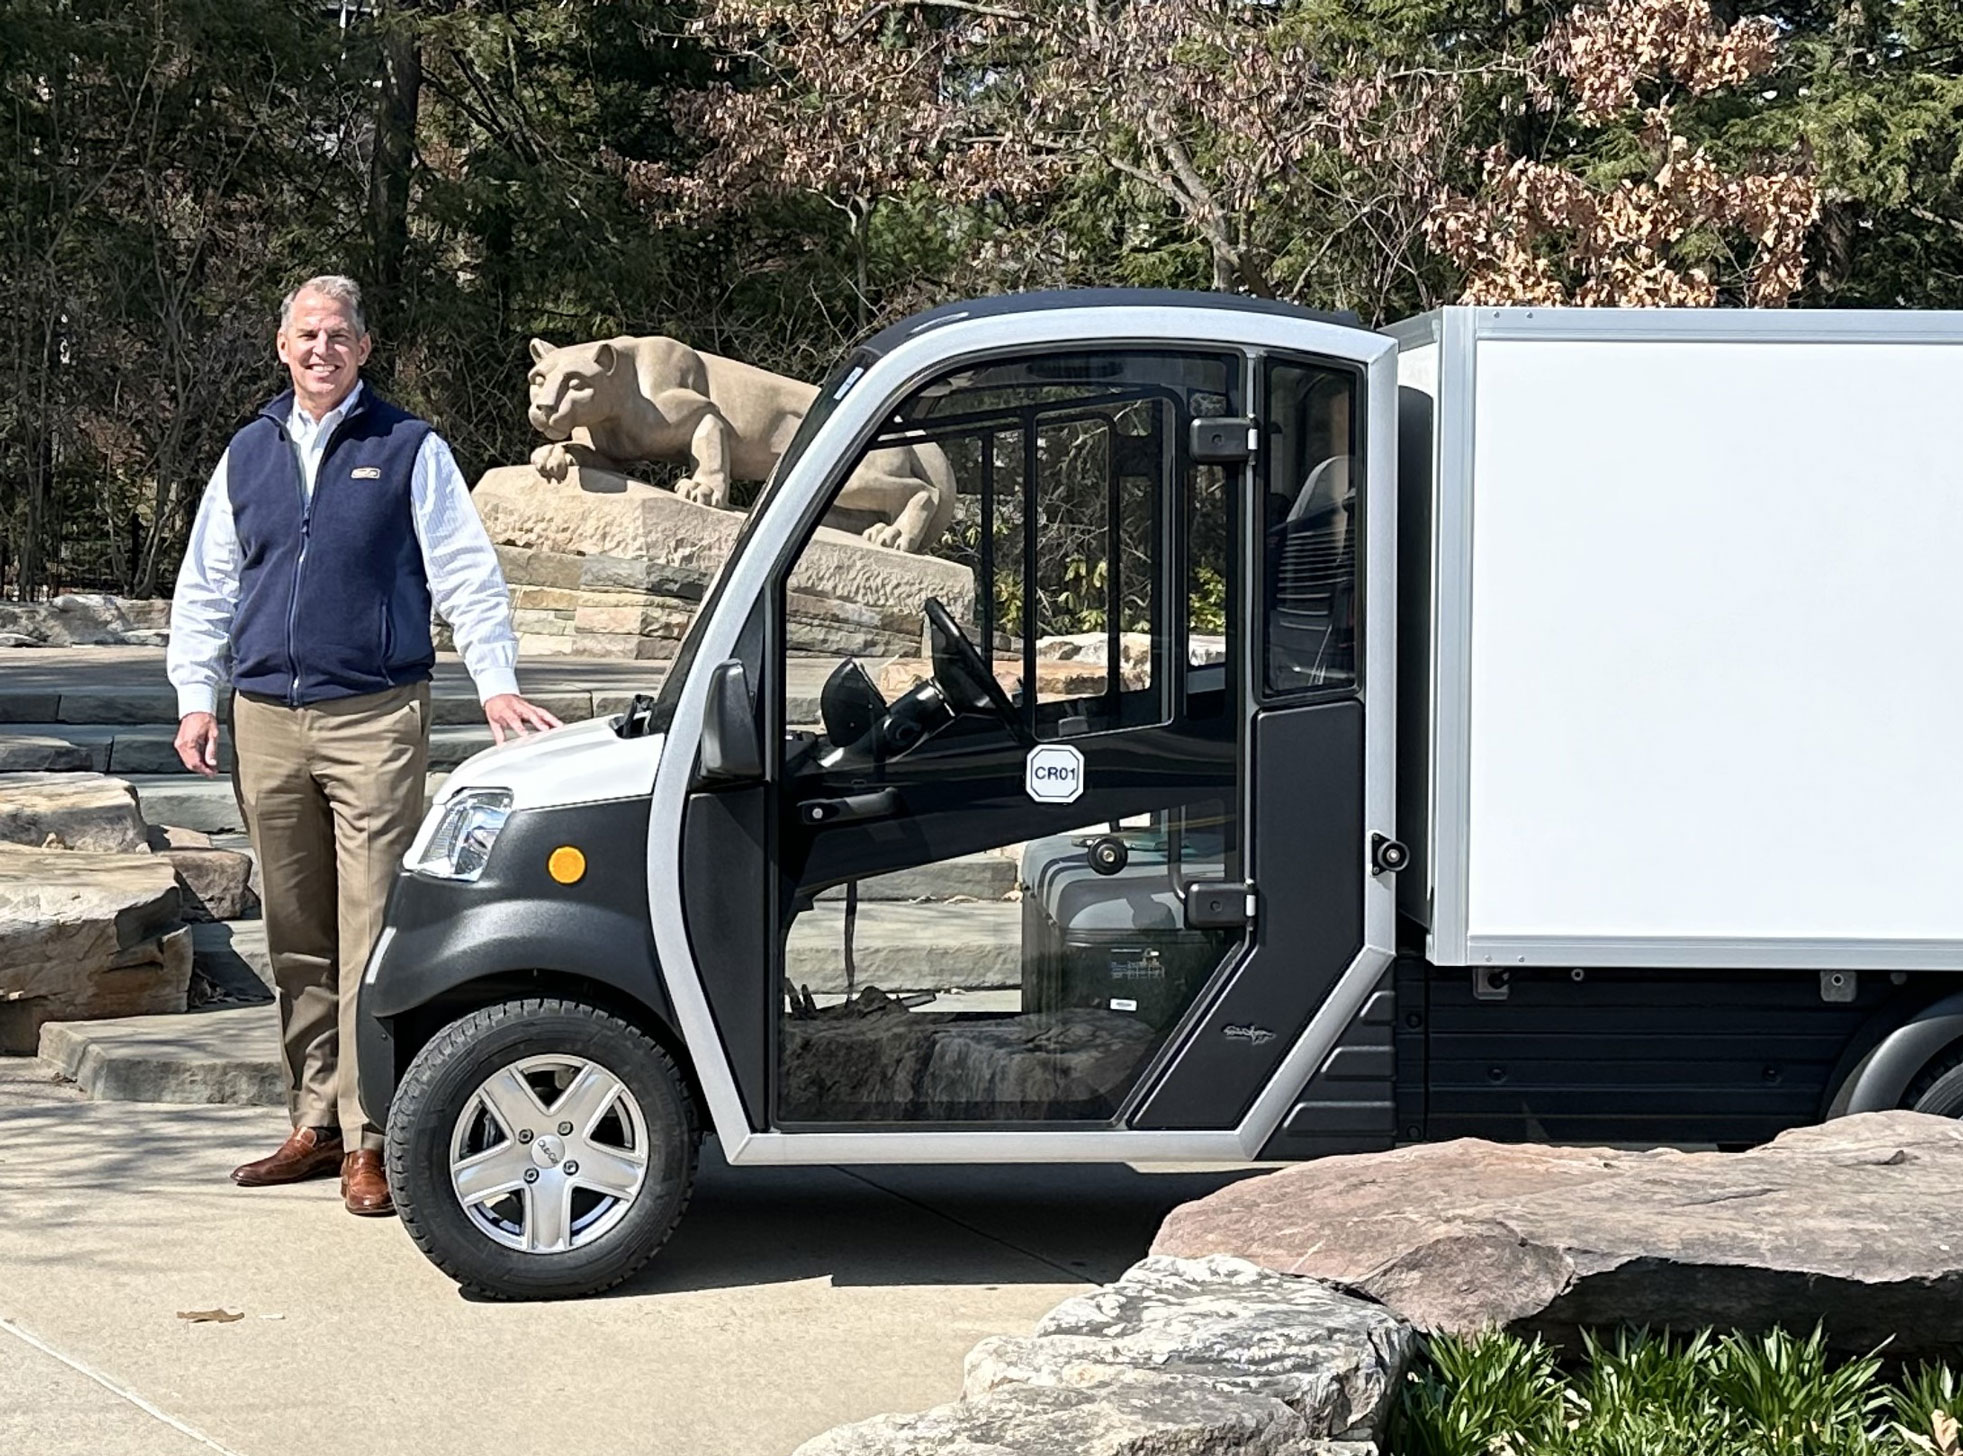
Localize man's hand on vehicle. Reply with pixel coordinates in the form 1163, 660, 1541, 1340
174, 712, 221, 777
484, 693, 564, 744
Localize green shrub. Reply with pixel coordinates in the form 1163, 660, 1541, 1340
1390, 1326, 1961, 1456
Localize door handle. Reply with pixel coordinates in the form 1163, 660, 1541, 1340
798, 788, 901, 826
1183, 880, 1252, 930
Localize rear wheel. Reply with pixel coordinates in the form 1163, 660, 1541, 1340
1909, 1052, 1963, 1118
387, 997, 698, 1300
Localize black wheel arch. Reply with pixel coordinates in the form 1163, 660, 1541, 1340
1823, 983, 1963, 1118
357, 795, 695, 1129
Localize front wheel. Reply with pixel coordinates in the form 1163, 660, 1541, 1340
387, 998, 698, 1300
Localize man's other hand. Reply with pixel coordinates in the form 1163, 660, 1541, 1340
175, 712, 221, 777
484, 693, 564, 744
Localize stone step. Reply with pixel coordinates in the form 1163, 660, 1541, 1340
0, 683, 619, 728
196, 897, 1018, 1001
191, 919, 273, 997
54, 900, 1029, 1107
785, 900, 1022, 993
818, 852, 1020, 903
124, 771, 452, 834
0, 721, 497, 775
38, 1004, 285, 1105
0, 655, 843, 731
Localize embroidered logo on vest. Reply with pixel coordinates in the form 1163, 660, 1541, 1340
350, 466, 382, 479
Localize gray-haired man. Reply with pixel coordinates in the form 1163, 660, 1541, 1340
168, 275, 561, 1215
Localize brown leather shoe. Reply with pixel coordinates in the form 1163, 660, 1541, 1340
341, 1150, 394, 1217
232, 1127, 343, 1187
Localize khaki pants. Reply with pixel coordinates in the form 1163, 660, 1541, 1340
232, 683, 430, 1149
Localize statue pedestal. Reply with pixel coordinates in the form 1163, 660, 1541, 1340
470, 464, 976, 661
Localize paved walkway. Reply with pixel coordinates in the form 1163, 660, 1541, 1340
0, 1070, 1253, 1456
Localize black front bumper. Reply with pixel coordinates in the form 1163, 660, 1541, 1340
355, 796, 673, 1128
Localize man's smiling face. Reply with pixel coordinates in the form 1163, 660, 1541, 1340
276, 289, 371, 419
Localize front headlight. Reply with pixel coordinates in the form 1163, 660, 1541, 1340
410, 789, 513, 881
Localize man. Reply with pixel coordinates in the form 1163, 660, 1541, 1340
169, 275, 561, 1215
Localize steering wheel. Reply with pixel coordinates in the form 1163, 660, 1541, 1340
923, 597, 1029, 745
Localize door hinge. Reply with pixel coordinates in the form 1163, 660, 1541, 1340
1371, 833, 1409, 876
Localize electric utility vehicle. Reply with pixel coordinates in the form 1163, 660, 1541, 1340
358, 291, 1963, 1299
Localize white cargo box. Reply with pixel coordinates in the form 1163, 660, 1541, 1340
1390, 307, 1963, 970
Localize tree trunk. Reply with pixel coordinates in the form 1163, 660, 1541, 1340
366, 16, 423, 341
854, 198, 870, 333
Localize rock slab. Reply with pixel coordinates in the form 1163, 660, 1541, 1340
0, 843, 190, 1052
794, 1256, 1408, 1456
158, 847, 259, 922
1152, 1111, 1963, 1356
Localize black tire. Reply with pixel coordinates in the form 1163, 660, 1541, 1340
1909, 1055, 1963, 1118
387, 997, 698, 1300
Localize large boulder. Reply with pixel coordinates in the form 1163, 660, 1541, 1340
0, 843, 190, 1052
473, 465, 975, 661
1152, 1112, 1963, 1356
0, 773, 150, 852
795, 1256, 1408, 1456
965, 1255, 1412, 1441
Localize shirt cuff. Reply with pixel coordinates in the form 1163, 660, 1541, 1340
474, 667, 520, 703
176, 685, 219, 718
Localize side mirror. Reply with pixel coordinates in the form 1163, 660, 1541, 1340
697, 659, 763, 784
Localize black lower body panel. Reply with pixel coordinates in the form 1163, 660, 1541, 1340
1419, 965, 1889, 1148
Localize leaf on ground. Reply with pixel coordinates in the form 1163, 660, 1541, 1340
176, 1308, 244, 1323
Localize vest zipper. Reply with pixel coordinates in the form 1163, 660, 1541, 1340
283, 401, 359, 705
285, 501, 310, 706
281, 428, 307, 706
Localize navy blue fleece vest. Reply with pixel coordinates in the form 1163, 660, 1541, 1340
226, 387, 435, 705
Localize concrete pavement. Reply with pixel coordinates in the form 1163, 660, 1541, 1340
0, 1072, 1256, 1456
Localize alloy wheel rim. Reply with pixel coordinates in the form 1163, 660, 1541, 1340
449, 1054, 650, 1254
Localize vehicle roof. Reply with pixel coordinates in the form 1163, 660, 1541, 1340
860, 288, 1366, 357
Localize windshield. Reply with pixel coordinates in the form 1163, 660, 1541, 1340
634, 348, 876, 735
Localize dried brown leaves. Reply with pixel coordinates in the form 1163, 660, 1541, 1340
1534, 0, 1781, 124
645, 0, 1819, 311
1430, 0, 1817, 306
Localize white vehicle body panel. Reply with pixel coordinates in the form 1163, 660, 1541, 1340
415, 716, 661, 853
1393, 307, 1963, 970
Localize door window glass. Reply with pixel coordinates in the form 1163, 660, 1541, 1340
773, 349, 1246, 1125
1263, 362, 1359, 695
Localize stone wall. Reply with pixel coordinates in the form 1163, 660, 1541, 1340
0, 594, 171, 648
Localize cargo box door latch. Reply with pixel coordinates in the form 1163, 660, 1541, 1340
1184, 880, 1253, 930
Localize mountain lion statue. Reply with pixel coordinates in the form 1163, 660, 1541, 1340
526, 335, 957, 555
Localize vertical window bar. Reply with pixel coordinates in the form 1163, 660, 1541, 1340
980, 431, 995, 660
1105, 419, 1121, 717
1152, 402, 1171, 722
1023, 425, 1039, 731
